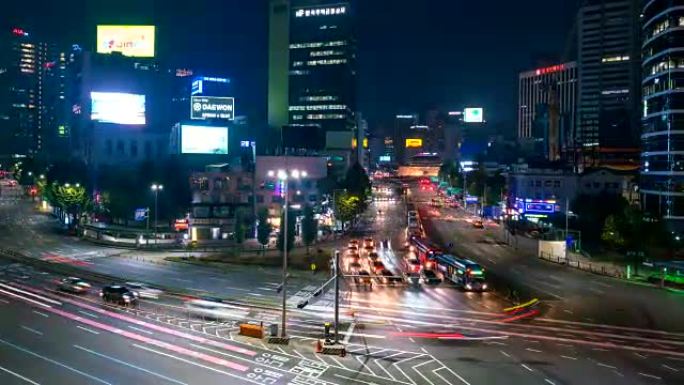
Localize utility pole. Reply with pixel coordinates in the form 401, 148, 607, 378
565, 197, 570, 258
333, 249, 340, 343
281, 179, 289, 338
463, 171, 468, 213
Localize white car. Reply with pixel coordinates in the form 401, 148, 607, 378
58, 277, 91, 294
185, 299, 249, 321
125, 282, 163, 300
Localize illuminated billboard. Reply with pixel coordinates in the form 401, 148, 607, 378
181, 125, 228, 154
405, 138, 423, 148
90, 92, 146, 125
191, 96, 235, 120
97, 25, 155, 57
464, 108, 484, 123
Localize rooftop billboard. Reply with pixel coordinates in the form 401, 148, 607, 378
181, 125, 228, 155
464, 108, 484, 123
90, 92, 146, 125
190, 96, 235, 120
97, 25, 155, 57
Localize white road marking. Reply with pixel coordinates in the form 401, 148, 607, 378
74, 345, 188, 385
408, 337, 416, 343
500, 350, 511, 358
592, 348, 609, 352
0, 284, 61, 305
637, 372, 661, 380
613, 370, 624, 377
0, 299, 9, 304
633, 352, 646, 358
76, 326, 100, 335
596, 362, 617, 369
520, 364, 534, 372
355, 355, 377, 376
412, 360, 436, 385
392, 354, 424, 385
525, 348, 542, 353
0, 337, 111, 385
560, 355, 577, 360
544, 379, 556, 385
0, 289, 51, 308
78, 310, 99, 319
334, 374, 382, 385
20, 325, 43, 336
563, 309, 573, 314
133, 344, 257, 384
374, 359, 396, 380
343, 322, 357, 344
661, 364, 679, 372
0, 365, 41, 385
420, 347, 429, 354
485, 341, 507, 346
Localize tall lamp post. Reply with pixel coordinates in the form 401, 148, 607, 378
151, 184, 163, 246
268, 168, 307, 339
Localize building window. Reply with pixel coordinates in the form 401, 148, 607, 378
553, 180, 561, 188
544, 180, 552, 187
535, 180, 542, 187
130, 140, 138, 158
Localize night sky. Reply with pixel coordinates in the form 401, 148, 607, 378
5, 0, 580, 137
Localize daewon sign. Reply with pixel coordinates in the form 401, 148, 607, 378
191, 96, 235, 120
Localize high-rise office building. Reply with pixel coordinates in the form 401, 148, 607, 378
518, 63, 577, 161
577, 0, 641, 168
0, 28, 39, 157
287, 0, 356, 133
268, 0, 291, 138
640, 1, 684, 224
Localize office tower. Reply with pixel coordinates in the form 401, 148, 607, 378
577, 0, 641, 168
287, 0, 356, 133
640, 2, 684, 224
518, 63, 577, 161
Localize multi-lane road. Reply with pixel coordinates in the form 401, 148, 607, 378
1, 188, 684, 384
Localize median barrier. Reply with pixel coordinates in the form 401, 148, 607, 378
239, 323, 264, 339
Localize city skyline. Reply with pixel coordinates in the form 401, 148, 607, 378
3, 0, 580, 132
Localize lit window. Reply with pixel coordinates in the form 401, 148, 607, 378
601, 55, 630, 63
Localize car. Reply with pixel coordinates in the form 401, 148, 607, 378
125, 282, 162, 300
368, 251, 380, 261
58, 277, 91, 294
348, 261, 362, 272
377, 269, 402, 285
421, 270, 441, 284
356, 270, 373, 287
371, 260, 385, 274
100, 285, 138, 306
472, 220, 484, 229
404, 258, 422, 273
185, 299, 249, 321
406, 272, 421, 286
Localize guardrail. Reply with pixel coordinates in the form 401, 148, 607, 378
538, 251, 625, 279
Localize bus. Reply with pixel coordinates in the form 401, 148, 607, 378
410, 237, 442, 269
435, 254, 488, 291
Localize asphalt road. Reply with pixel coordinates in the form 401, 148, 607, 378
1, 194, 683, 384
409, 186, 684, 332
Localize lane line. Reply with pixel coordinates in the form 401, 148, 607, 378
133, 344, 259, 384
0, 289, 51, 308
613, 370, 624, 377
374, 359, 396, 381
128, 325, 154, 335
633, 352, 646, 359
0, 365, 41, 385
560, 355, 577, 360
431, 357, 472, 385
432, 368, 456, 385
0, 283, 61, 305
500, 350, 511, 358
412, 361, 436, 385
0, 337, 112, 385
661, 364, 679, 372
596, 362, 617, 369
0, 299, 9, 304
520, 364, 534, 372
20, 325, 43, 336
74, 345, 188, 385
544, 379, 556, 385
420, 347, 429, 354
638, 372, 661, 380
525, 348, 542, 353
76, 326, 100, 335
78, 310, 99, 319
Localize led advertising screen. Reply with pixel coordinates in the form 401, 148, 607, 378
191, 96, 235, 120
464, 108, 484, 123
97, 25, 155, 57
405, 138, 423, 148
90, 92, 146, 125
181, 125, 228, 154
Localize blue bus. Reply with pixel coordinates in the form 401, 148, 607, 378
435, 254, 487, 291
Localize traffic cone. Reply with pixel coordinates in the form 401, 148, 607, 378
316, 339, 322, 353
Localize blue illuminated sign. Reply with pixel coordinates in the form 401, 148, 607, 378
191, 80, 202, 96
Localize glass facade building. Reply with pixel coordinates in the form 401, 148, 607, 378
641, 0, 684, 222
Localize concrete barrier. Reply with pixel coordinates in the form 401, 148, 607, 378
239, 323, 264, 339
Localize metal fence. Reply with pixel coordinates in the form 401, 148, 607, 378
538, 251, 625, 279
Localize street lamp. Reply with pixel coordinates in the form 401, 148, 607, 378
151, 184, 164, 246
268, 168, 306, 340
